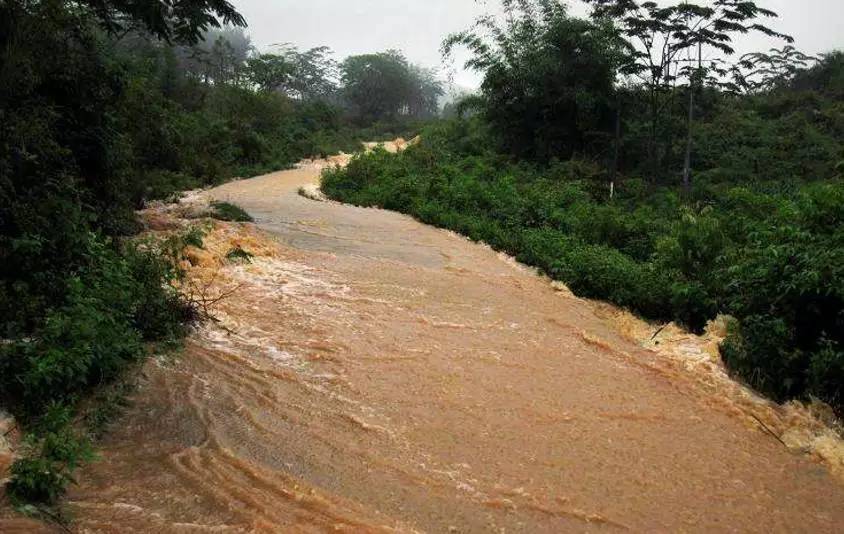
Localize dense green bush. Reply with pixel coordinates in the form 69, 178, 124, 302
323, 118, 844, 414
443, 1, 621, 161
5, 406, 94, 505
0, 231, 195, 505
0, 234, 192, 418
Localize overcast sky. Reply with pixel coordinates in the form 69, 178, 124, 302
231, 0, 844, 89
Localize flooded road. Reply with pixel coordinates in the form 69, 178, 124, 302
61, 155, 844, 532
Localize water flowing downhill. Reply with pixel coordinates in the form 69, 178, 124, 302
35, 150, 844, 532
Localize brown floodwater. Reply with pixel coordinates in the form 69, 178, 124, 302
18, 154, 844, 532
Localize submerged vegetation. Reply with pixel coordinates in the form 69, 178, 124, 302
324, 1, 844, 414
226, 246, 255, 263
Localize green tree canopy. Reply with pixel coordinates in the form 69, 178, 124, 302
246, 53, 295, 93
246, 46, 338, 100
443, 0, 625, 161
341, 50, 443, 123
80, 0, 245, 43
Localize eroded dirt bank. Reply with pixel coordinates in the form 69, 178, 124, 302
33, 154, 844, 532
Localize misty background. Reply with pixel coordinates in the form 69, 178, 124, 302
232, 0, 844, 89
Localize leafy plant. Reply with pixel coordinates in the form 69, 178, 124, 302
443, 0, 623, 161
6, 405, 94, 505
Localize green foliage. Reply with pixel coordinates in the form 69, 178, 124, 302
341, 51, 443, 124
6, 405, 94, 505
78, 0, 246, 44
0, 4, 235, 505
246, 53, 295, 92
584, 0, 793, 182
114, 72, 369, 202
792, 51, 844, 97
0, 234, 191, 418
1, 0, 442, 509
246, 46, 337, 100
210, 201, 254, 222
7, 431, 93, 505
717, 190, 844, 405
692, 92, 843, 183
444, 0, 622, 160
124, 242, 197, 340
0, 233, 195, 506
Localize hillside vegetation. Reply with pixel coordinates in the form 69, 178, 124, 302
323, 1, 844, 415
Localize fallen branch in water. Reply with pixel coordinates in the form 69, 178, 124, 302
650, 323, 669, 341
3, 422, 17, 438
750, 413, 788, 448
183, 269, 245, 327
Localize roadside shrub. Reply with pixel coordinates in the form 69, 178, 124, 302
550, 242, 671, 320
0, 234, 191, 417
719, 209, 843, 407
124, 244, 194, 340
0, 231, 194, 503
7, 417, 94, 505
721, 316, 807, 401
808, 339, 844, 409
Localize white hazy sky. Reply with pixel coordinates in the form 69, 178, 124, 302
231, 0, 844, 88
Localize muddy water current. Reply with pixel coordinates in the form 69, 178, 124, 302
10, 154, 844, 532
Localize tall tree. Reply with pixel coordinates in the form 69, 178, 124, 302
287, 46, 339, 101
443, 0, 624, 161
246, 53, 295, 93
407, 65, 445, 119
247, 46, 337, 100
341, 50, 415, 123
730, 46, 819, 94
177, 27, 253, 86
585, 0, 791, 189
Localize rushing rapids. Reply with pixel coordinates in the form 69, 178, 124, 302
6, 147, 844, 532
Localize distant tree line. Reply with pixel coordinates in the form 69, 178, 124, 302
129, 26, 445, 123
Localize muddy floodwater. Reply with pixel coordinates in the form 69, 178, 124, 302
37, 155, 844, 531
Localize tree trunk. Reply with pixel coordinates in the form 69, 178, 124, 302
610, 96, 622, 200
682, 84, 694, 195
682, 43, 703, 196
648, 88, 658, 180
